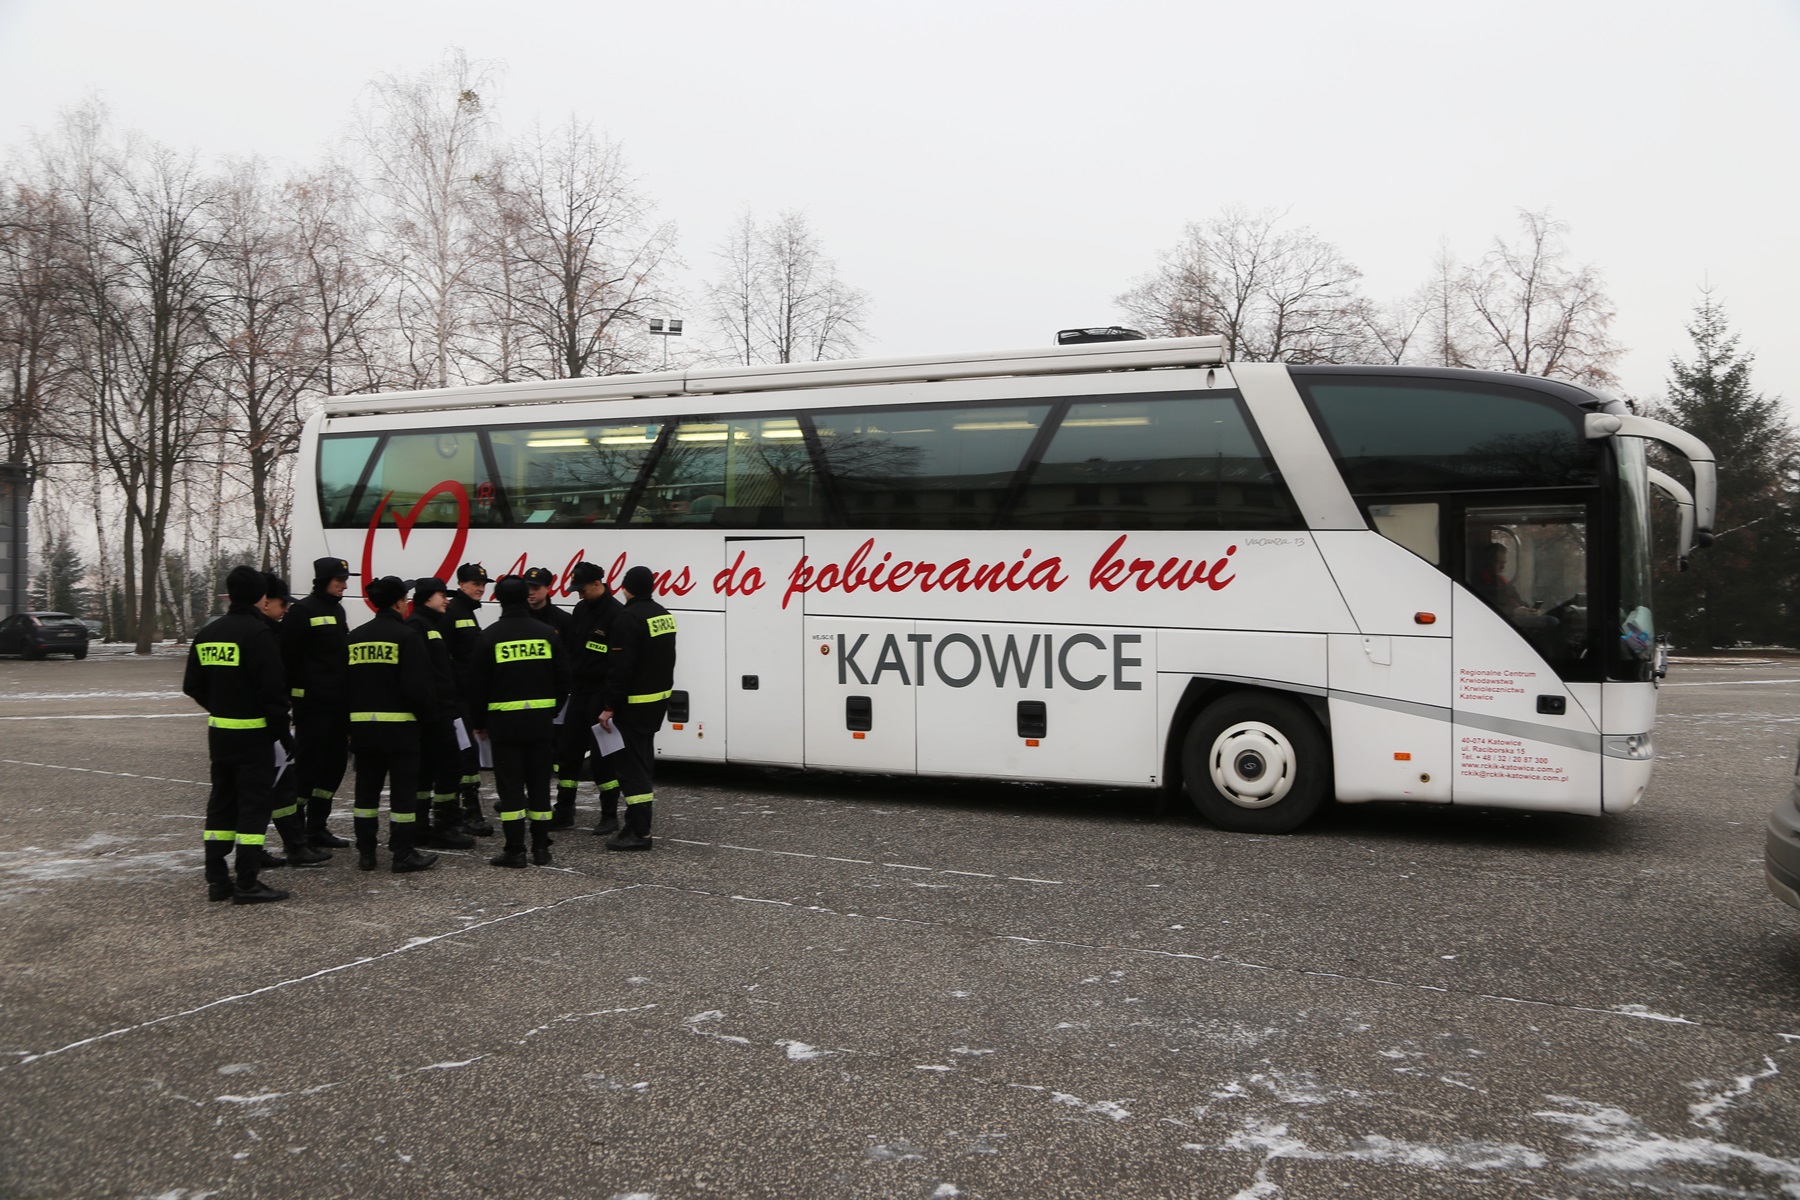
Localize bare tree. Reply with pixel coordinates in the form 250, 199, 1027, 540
0, 177, 74, 480
286, 160, 395, 397
705, 209, 868, 365
1454, 210, 1621, 386
208, 157, 324, 569
1117, 207, 1376, 363
354, 49, 499, 389
476, 119, 678, 379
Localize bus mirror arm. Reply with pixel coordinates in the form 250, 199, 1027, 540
1585, 413, 1717, 552
1646, 467, 1696, 570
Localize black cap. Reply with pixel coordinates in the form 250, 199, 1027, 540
226, 565, 266, 606
456, 563, 491, 585
522, 566, 556, 588
366, 575, 408, 608
411, 577, 450, 601
493, 576, 529, 606
569, 561, 606, 586
312, 556, 353, 582
263, 574, 295, 604
622, 565, 656, 598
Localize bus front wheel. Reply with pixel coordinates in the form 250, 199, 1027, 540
1183, 694, 1327, 834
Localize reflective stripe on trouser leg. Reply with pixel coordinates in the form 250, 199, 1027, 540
203, 830, 238, 841
271, 803, 298, 820
527, 810, 553, 822
499, 810, 526, 822
624, 793, 653, 805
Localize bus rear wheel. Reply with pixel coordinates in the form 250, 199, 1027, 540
1183, 693, 1327, 833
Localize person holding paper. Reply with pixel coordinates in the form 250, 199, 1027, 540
182, 566, 294, 904
254, 573, 330, 870
281, 557, 355, 848
446, 563, 494, 836
469, 576, 571, 868
596, 565, 677, 852
406, 577, 475, 850
555, 560, 622, 833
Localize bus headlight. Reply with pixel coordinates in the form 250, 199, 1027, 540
1603, 732, 1655, 760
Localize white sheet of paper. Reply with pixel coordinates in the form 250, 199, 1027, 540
453, 717, 471, 751
553, 699, 568, 726
592, 720, 625, 757
478, 736, 493, 769
273, 740, 291, 784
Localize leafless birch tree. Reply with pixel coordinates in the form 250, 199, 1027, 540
1453, 209, 1621, 386
705, 209, 867, 365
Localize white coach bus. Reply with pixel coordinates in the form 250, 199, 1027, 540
292, 334, 1716, 833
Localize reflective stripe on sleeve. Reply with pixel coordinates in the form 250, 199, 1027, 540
626, 690, 672, 705
487, 698, 556, 711
208, 716, 269, 729
290, 688, 305, 698
310, 615, 338, 627
427, 631, 442, 640
455, 619, 477, 628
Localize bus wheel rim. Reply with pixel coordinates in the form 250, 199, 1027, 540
1208, 721, 1295, 809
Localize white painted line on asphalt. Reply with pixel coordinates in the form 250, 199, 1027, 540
10, 883, 641, 1069
668, 836, 1066, 885
0, 759, 209, 787
0, 713, 201, 720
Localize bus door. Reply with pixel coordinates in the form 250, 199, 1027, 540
1452, 505, 1602, 813
723, 537, 806, 766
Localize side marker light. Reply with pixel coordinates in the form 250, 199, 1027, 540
1414, 612, 1436, 625
1025, 738, 1040, 747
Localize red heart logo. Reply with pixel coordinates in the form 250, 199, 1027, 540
360, 482, 470, 610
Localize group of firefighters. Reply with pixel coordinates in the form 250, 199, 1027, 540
181, 555, 677, 904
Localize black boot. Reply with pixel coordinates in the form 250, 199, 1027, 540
275, 812, 331, 866
592, 791, 620, 836
306, 795, 350, 847
530, 818, 554, 866
605, 802, 654, 851
461, 782, 494, 837
390, 821, 439, 873
489, 818, 527, 868
233, 849, 290, 904
354, 814, 379, 871
205, 841, 234, 901
549, 788, 576, 830
426, 800, 475, 849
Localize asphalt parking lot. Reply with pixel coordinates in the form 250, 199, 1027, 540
2, 651, 1797, 1199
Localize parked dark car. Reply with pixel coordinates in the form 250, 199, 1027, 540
0, 611, 90, 659
1770, 746, 1800, 918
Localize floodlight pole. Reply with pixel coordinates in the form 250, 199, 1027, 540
648, 318, 684, 371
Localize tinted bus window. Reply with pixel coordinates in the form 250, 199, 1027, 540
335, 431, 503, 529
1008, 393, 1302, 530
625, 415, 823, 528
317, 435, 380, 526
486, 422, 663, 526
1301, 379, 1596, 494
812, 404, 1050, 529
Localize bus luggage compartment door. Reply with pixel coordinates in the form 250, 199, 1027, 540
724, 537, 805, 766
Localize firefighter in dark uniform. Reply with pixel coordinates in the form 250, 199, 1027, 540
470, 575, 571, 868
255, 573, 330, 869
598, 565, 676, 852
345, 575, 439, 873
281, 556, 354, 848
553, 560, 623, 831
406, 577, 476, 850
182, 566, 293, 904
445, 563, 494, 836
522, 564, 574, 826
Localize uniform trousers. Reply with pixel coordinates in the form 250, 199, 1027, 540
418, 718, 463, 810
293, 707, 351, 825
606, 723, 658, 807
203, 754, 276, 881
351, 746, 419, 849
491, 737, 554, 822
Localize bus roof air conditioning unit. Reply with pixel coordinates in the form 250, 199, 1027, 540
1056, 327, 1148, 346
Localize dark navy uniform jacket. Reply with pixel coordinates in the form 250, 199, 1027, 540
281, 590, 349, 713
469, 605, 572, 741
601, 595, 677, 733
184, 605, 290, 761
344, 609, 433, 751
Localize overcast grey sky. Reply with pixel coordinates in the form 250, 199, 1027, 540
2, 0, 1795, 404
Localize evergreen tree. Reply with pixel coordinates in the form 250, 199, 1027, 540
1648, 294, 1797, 648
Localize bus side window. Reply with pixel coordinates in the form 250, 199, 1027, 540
1367, 502, 1440, 563
331, 431, 498, 529
812, 404, 1048, 530
317, 435, 381, 527
1006, 393, 1301, 531
486, 423, 661, 528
